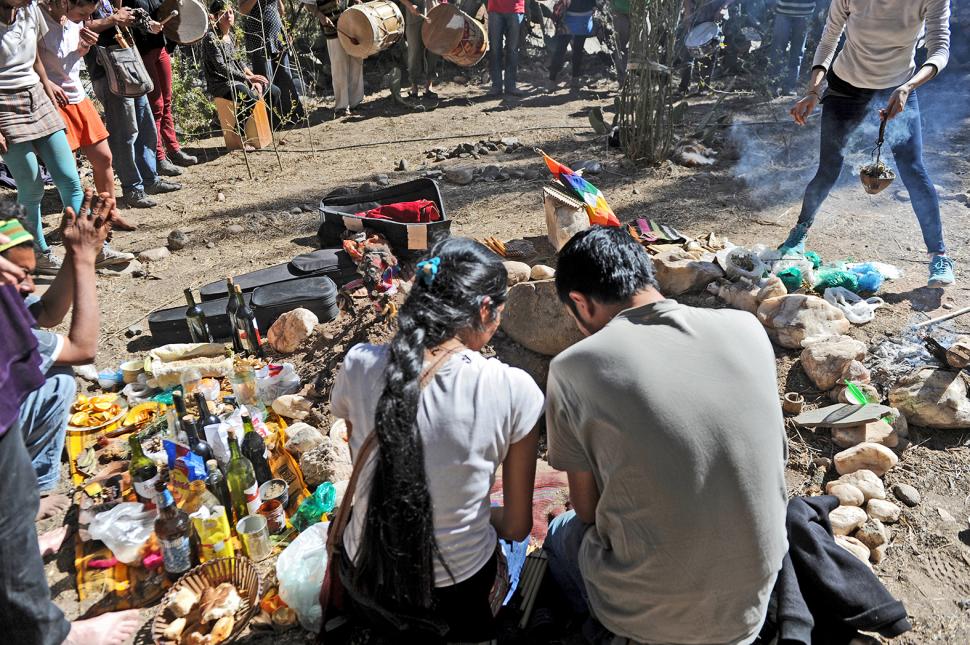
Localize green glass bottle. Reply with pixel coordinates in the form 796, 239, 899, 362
226, 429, 259, 524
129, 433, 159, 506
240, 412, 273, 485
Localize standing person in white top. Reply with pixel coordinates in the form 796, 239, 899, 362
39, 0, 136, 237
329, 237, 542, 642
783, 0, 954, 287
304, 0, 365, 118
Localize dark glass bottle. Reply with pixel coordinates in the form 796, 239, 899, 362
184, 288, 212, 343
129, 433, 159, 507
240, 412, 273, 485
181, 414, 214, 464
232, 285, 265, 357
226, 277, 242, 352
206, 459, 232, 513
155, 484, 192, 578
194, 391, 222, 430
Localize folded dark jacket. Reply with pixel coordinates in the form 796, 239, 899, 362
761, 495, 912, 645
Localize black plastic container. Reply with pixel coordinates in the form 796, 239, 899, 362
250, 275, 339, 331
198, 248, 358, 302
148, 292, 250, 345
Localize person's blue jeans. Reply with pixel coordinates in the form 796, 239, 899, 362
0, 426, 71, 644
12, 367, 75, 493
797, 89, 945, 254
3, 130, 82, 253
488, 12, 524, 93
769, 14, 809, 91
93, 78, 159, 197
544, 510, 591, 615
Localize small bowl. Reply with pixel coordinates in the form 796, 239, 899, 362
782, 392, 805, 416
259, 478, 288, 509
120, 359, 144, 384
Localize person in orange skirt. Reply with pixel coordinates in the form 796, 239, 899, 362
38, 0, 136, 232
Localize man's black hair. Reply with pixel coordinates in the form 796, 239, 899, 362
555, 226, 659, 309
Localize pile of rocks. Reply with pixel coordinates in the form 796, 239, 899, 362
821, 442, 918, 568
424, 137, 523, 162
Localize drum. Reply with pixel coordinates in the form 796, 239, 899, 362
684, 21, 722, 58
337, 0, 404, 59
420, 4, 487, 67
160, 0, 209, 45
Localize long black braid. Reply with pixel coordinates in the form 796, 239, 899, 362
351, 237, 508, 611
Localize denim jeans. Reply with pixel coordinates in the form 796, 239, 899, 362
0, 427, 71, 644
488, 12, 524, 93
769, 14, 810, 91
12, 367, 75, 492
798, 88, 945, 254
93, 79, 159, 196
550, 34, 588, 82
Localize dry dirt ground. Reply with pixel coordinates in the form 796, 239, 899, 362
24, 63, 970, 643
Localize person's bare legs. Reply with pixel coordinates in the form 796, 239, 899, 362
38, 525, 68, 556
36, 493, 70, 520
81, 140, 136, 232
65, 610, 142, 645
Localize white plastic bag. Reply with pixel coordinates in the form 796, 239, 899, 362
722, 247, 767, 281
823, 287, 885, 325
256, 363, 301, 401
276, 521, 330, 632
88, 502, 156, 564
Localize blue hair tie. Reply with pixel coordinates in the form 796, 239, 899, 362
416, 256, 441, 286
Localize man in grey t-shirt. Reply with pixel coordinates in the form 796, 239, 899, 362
544, 226, 788, 645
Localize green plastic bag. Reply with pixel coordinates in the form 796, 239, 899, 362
805, 251, 822, 270
777, 267, 803, 293
292, 482, 336, 532
814, 268, 859, 293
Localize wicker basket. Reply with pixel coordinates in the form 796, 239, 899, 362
151, 557, 262, 644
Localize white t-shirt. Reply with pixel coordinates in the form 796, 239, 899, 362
39, 11, 86, 104
0, 4, 48, 91
331, 343, 544, 587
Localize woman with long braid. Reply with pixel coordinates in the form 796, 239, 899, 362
330, 237, 542, 641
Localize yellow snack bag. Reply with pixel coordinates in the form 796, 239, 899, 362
191, 506, 235, 562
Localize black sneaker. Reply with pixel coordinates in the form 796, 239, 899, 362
156, 157, 183, 176
169, 150, 198, 166
122, 192, 157, 208
145, 179, 182, 195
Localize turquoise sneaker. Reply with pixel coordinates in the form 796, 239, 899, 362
778, 222, 810, 255
928, 254, 955, 287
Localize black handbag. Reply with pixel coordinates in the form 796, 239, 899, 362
95, 26, 154, 98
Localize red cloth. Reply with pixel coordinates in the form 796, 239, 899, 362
488, 0, 525, 14
358, 200, 441, 223
144, 47, 180, 159
490, 470, 569, 544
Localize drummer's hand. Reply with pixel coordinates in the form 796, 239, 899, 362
147, 20, 163, 34
112, 7, 136, 27
790, 93, 818, 126
885, 84, 912, 120
404, 2, 422, 17
250, 81, 263, 95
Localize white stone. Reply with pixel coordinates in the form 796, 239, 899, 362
837, 470, 886, 501
854, 518, 888, 549
866, 498, 901, 523
708, 276, 785, 315
829, 505, 868, 536
831, 421, 898, 449
757, 295, 850, 349
800, 336, 868, 391
835, 535, 872, 566
271, 394, 312, 421
530, 265, 556, 281
501, 280, 584, 356
503, 261, 531, 286
299, 438, 352, 486
825, 482, 865, 507
889, 367, 970, 429
653, 249, 723, 296
137, 246, 170, 262
267, 308, 319, 354
834, 442, 899, 477
282, 422, 325, 458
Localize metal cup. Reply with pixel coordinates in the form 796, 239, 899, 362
236, 514, 272, 561
258, 499, 286, 534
